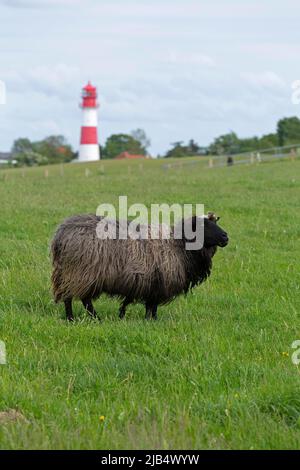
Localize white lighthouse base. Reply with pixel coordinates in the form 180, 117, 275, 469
78, 144, 100, 162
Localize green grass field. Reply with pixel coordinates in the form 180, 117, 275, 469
0, 157, 300, 449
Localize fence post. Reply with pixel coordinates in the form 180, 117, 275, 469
290, 148, 296, 161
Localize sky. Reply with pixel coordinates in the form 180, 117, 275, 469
0, 0, 299, 155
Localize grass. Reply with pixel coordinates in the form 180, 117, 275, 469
0, 157, 300, 449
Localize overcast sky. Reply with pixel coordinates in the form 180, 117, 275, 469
0, 0, 299, 154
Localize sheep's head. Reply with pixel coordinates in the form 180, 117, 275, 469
181, 213, 229, 250
204, 212, 228, 248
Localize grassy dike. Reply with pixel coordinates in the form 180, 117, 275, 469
0, 157, 299, 449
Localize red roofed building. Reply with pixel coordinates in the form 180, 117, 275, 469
115, 151, 146, 160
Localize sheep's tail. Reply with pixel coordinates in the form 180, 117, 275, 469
51, 265, 62, 303
51, 234, 65, 303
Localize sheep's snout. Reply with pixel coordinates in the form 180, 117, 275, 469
219, 232, 229, 247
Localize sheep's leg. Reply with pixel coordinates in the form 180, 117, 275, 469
82, 298, 98, 320
145, 304, 152, 320
145, 303, 158, 320
64, 299, 74, 322
152, 305, 158, 320
119, 298, 130, 319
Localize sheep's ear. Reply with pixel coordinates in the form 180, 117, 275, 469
207, 212, 219, 222
216, 216, 220, 222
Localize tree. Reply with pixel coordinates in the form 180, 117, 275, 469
164, 139, 204, 158
258, 133, 278, 149
11, 138, 34, 156
186, 139, 200, 155
15, 151, 48, 167
11, 135, 75, 166
131, 129, 151, 153
102, 133, 146, 159
238, 136, 259, 153
35, 135, 74, 163
208, 132, 240, 155
277, 117, 300, 146
165, 141, 187, 158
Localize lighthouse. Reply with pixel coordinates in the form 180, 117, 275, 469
79, 82, 100, 162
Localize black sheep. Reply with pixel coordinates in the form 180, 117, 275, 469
51, 212, 228, 321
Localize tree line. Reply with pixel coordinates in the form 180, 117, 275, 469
164, 116, 300, 158
10, 116, 300, 166
11, 129, 150, 166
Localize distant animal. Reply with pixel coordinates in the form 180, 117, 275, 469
51, 212, 229, 321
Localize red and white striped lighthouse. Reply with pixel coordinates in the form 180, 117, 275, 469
79, 82, 100, 162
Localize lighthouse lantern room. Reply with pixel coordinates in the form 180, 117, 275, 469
79, 82, 100, 162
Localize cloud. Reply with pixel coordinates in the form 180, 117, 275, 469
0, 0, 299, 154
3, 0, 274, 20
28, 64, 80, 95
242, 71, 287, 91
168, 52, 216, 67
0, 0, 82, 7
4, 64, 80, 99
240, 43, 300, 61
